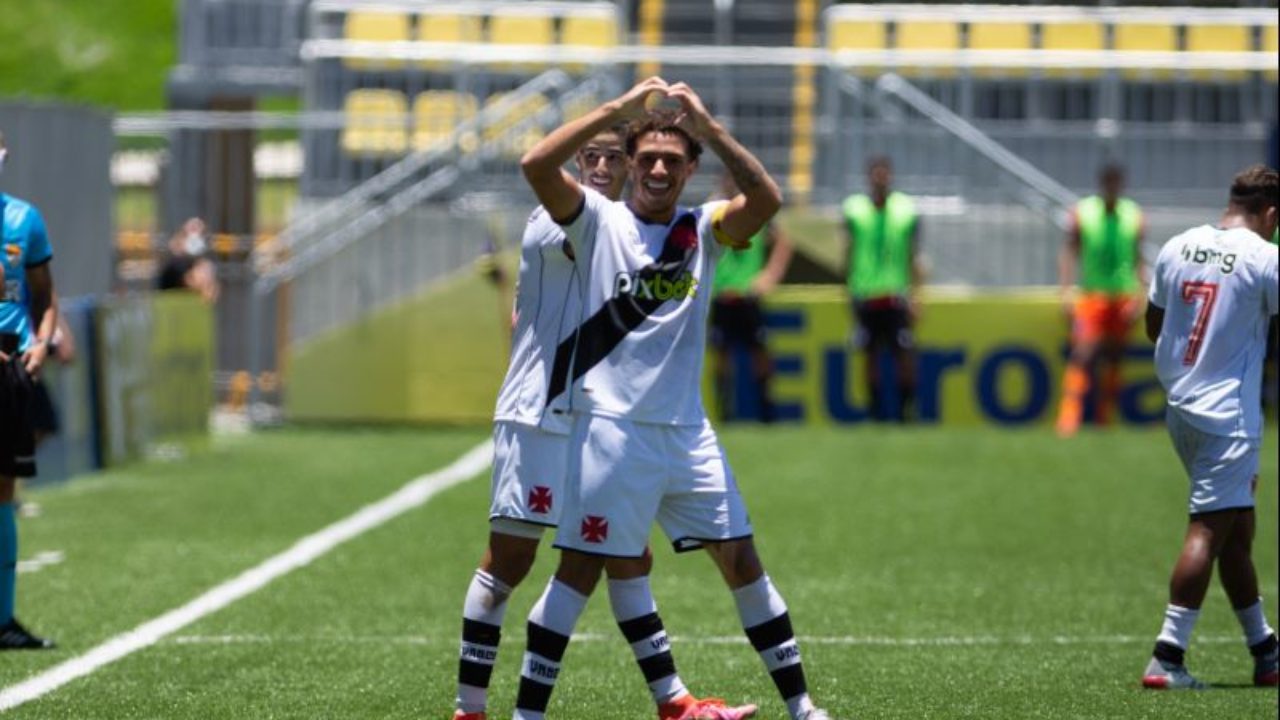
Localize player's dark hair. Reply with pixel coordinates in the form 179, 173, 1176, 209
1100, 163, 1126, 182
625, 118, 703, 162
592, 121, 630, 143
868, 155, 892, 173
1228, 164, 1279, 215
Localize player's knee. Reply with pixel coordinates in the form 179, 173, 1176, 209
555, 550, 606, 596
604, 547, 653, 580
706, 539, 764, 589
487, 535, 540, 587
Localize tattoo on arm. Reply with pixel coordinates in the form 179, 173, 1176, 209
708, 133, 766, 193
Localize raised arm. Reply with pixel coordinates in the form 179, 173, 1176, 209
520, 77, 668, 223
666, 83, 781, 247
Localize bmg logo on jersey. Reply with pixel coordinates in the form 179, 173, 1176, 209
1181, 244, 1237, 274
613, 271, 698, 302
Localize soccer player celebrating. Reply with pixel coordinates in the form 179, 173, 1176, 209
1056, 164, 1146, 437
1141, 165, 1279, 689
0, 131, 58, 650
452, 124, 748, 720
514, 77, 832, 720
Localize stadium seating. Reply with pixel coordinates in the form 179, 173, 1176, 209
487, 7, 556, 71
560, 10, 619, 71
413, 91, 479, 152
341, 89, 409, 156
1185, 22, 1251, 80
1113, 18, 1178, 80
482, 92, 549, 157
1039, 16, 1106, 78
967, 18, 1033, 78
825, 15, 887, 75
1266, 24, 1279, 79
343, 11, 411, 70
416, 11, 483, 70
896, 18, 960, 77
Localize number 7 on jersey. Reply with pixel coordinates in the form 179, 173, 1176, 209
1180, 281, 1218, 366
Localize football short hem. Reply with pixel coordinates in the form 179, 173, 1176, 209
550, 541, 649, 560
670, 533, 754, 554
488, 513, 557, 529
489, 516, 555, 541
1188, 504, 1256, 519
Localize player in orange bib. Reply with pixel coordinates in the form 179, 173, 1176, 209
1056, 164, 1146, 437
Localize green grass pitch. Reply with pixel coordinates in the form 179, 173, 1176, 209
2, 424, 1276, 719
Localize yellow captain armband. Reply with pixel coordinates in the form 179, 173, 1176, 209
711, 202, 750, 250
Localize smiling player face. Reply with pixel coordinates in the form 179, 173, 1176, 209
628, 131, 698, 223
575, 132, 628, 202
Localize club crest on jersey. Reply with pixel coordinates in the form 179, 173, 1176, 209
670, 219, 698, 250
613, 271, 698, 302
4, 244, 20, 268
528, 485, 553, 514
581, 515, 609, 543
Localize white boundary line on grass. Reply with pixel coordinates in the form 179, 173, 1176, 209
0, 440, 495, 713
167, 632, 1247, 648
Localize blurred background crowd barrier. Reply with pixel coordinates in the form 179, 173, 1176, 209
2, 0, 1275, 437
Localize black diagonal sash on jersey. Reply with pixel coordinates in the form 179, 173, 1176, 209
545, 211, 700, 407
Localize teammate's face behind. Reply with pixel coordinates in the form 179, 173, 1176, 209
628, 131, 698, 223
575, 132, 628, 202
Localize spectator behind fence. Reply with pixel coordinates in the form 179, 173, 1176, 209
158, 217, 220, 304
840, 156, 923, 422
710, 170, 793, 423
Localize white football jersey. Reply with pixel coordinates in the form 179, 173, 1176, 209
492, 206, 583, 434
1148, 224, 1279, 438
559, 187, 726, 426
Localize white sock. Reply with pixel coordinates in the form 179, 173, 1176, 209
1156, 604, 1201, 650
457, 570, 513, 713
465, 569, 513, 625
608, 577, 689, 704
1235, 598, 1275, 648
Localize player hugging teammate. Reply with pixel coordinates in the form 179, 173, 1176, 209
450, 78, 835, 720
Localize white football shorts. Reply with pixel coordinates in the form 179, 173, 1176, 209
489, 421, 569, 533
1166, 408, 1261, 516
553, 414, 754, 558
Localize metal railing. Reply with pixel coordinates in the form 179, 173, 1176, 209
245, 71, 619, 416
266, 69, 584, 262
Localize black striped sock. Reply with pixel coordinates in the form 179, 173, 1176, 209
745, 611, 809, 702
618, 612, 686, 703
458, 618, 501, 690
515, 620, 571, 714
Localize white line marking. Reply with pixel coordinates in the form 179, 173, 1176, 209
0, 440, 494, 713
166, 632, 1246, 648
16, 551, 65, 575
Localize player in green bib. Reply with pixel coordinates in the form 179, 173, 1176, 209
1056, 164, 1147, 437
710, 173, 793, 422
840, 156, 922, 422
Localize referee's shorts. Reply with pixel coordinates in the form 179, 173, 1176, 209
0, 334, 37, 478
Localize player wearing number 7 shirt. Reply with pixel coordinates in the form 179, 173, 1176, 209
1140, 165, 1279, 690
